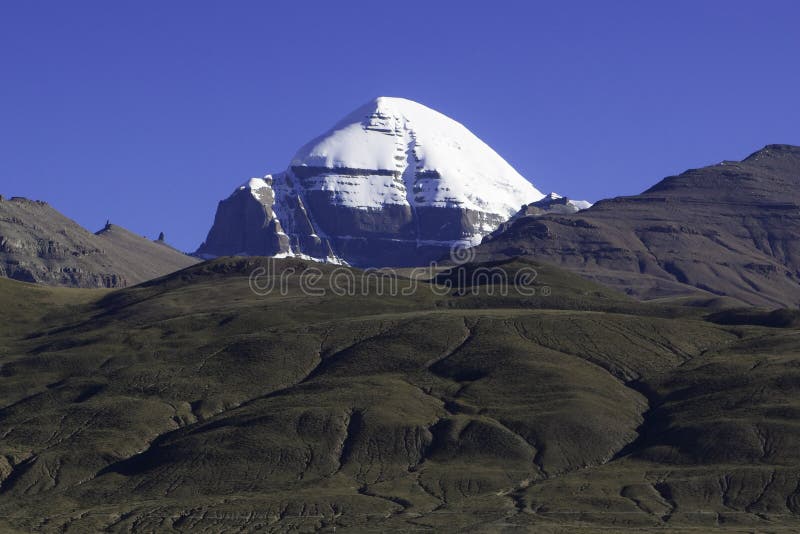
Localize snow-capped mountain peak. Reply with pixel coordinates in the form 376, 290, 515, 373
290, 96, 543, 216
198, 97, 555, 267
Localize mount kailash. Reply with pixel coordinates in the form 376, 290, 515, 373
196, 97, 589, 266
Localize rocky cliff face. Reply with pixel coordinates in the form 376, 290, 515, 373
476, 144, 800, 307
196, 97, 544, 266
0, 197, 199, 287
483, 193, 592, 242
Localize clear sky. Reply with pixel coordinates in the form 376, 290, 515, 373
1, 1, 798, 251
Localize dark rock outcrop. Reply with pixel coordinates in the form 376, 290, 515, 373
484, 193, 592, 242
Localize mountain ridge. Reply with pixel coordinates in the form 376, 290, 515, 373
0, 196, 199, 287
477, 144, 800, 307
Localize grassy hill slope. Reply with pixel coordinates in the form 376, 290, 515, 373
0, 258, 798, 531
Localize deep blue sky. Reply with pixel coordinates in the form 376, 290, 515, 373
1, 1, 798, 251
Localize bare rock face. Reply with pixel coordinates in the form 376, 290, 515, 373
484, 193, 592, 242
0, 197, 199, 288
477, 144, 800, 307
198, 175, 333, 261
196, 97, 544, 266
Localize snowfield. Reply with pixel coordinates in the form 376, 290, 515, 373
289, 97, 545, 216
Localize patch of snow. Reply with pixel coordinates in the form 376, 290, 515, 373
571, 199, 593, 210
273, 250, 348, 265
240, 176, 272, 203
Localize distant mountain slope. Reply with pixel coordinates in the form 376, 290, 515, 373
197, 97, 546, 266
478, 144, 800, 307
0, 196, 199, 287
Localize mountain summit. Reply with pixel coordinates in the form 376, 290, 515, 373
197, 97, 544, 266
